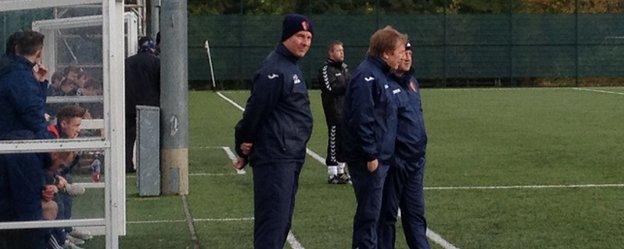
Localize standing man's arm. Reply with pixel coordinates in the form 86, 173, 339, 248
9, 73, 52, 139
233, 72, 284, 166
349, 73, 379, 171
319, 64, 344, 96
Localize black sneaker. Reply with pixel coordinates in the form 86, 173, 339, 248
327, 175, 340, 184
336, 173, 352, 184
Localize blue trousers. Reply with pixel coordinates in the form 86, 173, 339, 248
349, 160, 390, 249
378, 156, 429, 249
252, 160, 303, 249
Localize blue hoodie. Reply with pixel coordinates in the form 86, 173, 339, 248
0, 54, 51, 140
343, 56, 403, 164
234, 44, 313, 164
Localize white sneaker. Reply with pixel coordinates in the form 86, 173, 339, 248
65, 184, 86, 196
69, 229, 93, 240
66, 235, 85, 246
63, 241, 84, 249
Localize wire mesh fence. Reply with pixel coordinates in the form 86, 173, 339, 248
188, 0, 624, 89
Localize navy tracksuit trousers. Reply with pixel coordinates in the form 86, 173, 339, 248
349, 160, 390, 249
252, 161, 303, 249
378, 156, 429, 249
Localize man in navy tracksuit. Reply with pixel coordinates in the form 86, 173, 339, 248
0, 30, 52, 249
378, 43, 430, 249
0, 130, 48, 249
343, 26, 408, 249
0, 30, 51, 140
233, 14, 314, 249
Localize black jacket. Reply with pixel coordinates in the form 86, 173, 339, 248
235, 44, 313, 164
343, 56, 403, 164
392, 68, 428, 160
318, 59, 350, 125
125, 51, 160, 115
0, 54, 51, 140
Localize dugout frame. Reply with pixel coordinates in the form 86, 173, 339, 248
0, 0, 125, 248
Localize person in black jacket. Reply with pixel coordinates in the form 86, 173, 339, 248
124, 37, 160, 173
317, 40, 351, 184
233, 14, 314, 249
378, 42, 431, 249
343, 26, 408, 249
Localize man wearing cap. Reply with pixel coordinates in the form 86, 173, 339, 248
343, 26, 407, 249
378, 42, 430, 248
124, 36, 160, 173
317, 40, 351, 184
232, 14, 314, 249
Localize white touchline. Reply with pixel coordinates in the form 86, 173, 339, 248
572, 87, 624, 95
223, 146, 246, 174
127, 217, 254, 224
287, 231, 305, 249
427, 229, 460, 249
425, 183, 624, 190
217, 91, 459, 249
182, 195, 200, 248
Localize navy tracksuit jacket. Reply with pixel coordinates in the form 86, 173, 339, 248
234, 44, 313, 249
343, 56, 403, 249
378, 70, 430, 249
0, 54, 52, 140
0, 130, 48, 249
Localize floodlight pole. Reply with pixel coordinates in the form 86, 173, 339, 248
160, 0, 188, 195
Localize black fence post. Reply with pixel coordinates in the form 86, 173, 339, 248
575, 0, 579, 87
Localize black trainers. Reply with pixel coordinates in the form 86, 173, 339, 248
327, 175, 340, 184
336, 173, 352, 184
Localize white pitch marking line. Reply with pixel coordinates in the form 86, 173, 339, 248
217, 92, 246, 111
127, 172, 242, 178
182, 195, 201, 249
572, 87, 624, 95
427, 229, 460, 249
128, 217, 255, 224
287, 231, 305, 249
217, 91, 457, 248
191, 146, 225, 149
425, 183, 624, 190
223, 146, 246, 174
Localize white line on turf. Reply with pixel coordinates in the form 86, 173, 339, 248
217, 91, 458, 249
126, 172, 242, 178
425, 183, 624, 190
127, 217, 254, 224
182, 195, 201, 249
572, 87, 624, 95
217, 92, 246, 111
287, 231, 305, 249
427, 229, 460, 249
223, 146, 246, 174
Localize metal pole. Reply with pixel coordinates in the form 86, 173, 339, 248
149, 0, 160, 39
575, 0, 579, 86
160, 0, 188, 195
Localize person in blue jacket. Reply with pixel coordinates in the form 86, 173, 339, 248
343, 26, 408, 249
232, 14, 314, 249
0, 30, 51, 140
378, 42, 431, 249
0, 130, 48, 249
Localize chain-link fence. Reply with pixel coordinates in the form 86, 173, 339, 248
188, 0, 624, 89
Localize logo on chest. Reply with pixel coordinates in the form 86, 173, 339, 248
293, 74, 301, 84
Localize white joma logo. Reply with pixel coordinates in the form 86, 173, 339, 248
268, 74, 279, 79
364, 76, 374, 82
